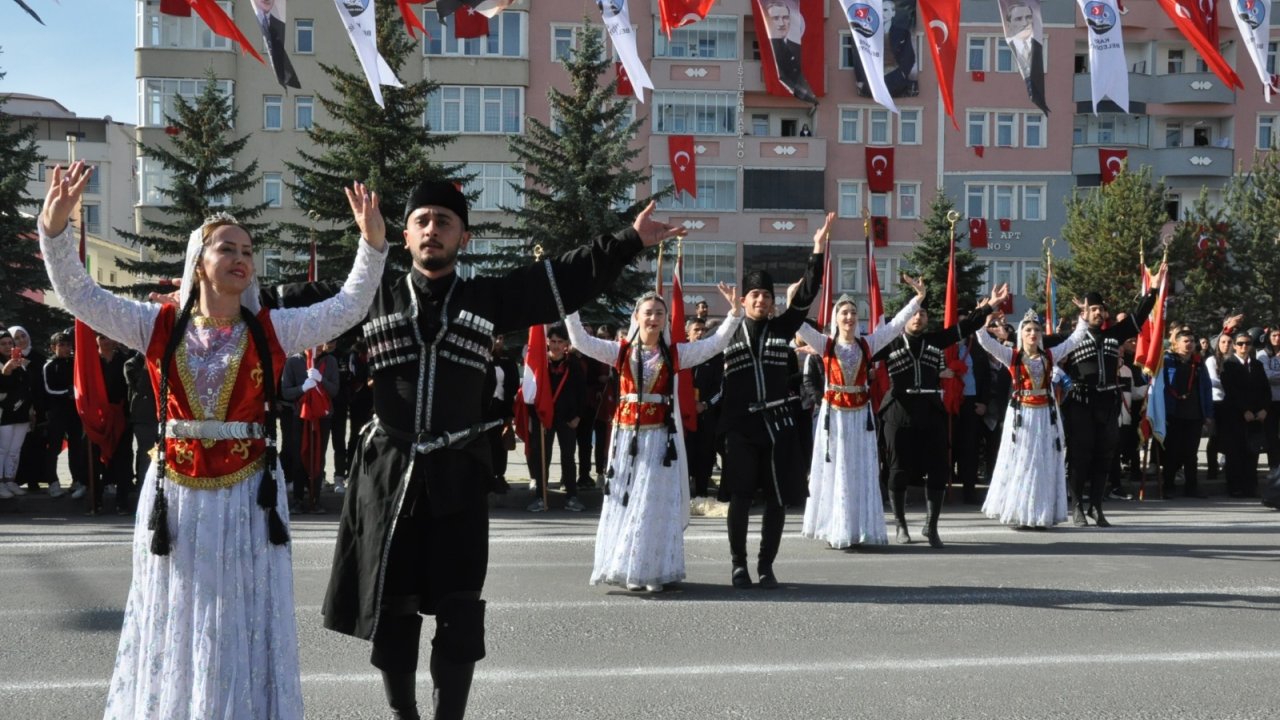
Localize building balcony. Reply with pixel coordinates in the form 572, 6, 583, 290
1073, 71, 1234, 107
647, 136, 825, 169
1071, 146, 1233, 180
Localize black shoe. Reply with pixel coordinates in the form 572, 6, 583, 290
1107, 487, 1134, 501
1091, 504, 1111, 528
429, 654, 475, 720
1072, 504, 1089, 527
757, 565, 779, 590
490, 476, 510, 495
577, 477, 596, 489
731, 566, 752, 589
382, 670, 420, 720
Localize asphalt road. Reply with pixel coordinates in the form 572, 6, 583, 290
1, 482, 1277, 720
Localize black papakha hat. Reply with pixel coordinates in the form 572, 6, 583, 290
742, 269, 775, 296
1083, 291, 1106, 307
404, 180, 469, 228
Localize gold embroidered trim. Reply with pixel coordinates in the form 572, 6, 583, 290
166, 455, 265, 490
175, 323, 250, 431
191, 314, 243, 329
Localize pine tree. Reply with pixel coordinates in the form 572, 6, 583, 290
1056, 165, 1166, 315
116, 70, 269, 295
489, 21, 654, 317
0, 62, 63, 336
1221, 150, 1280, 323
1165, 190, 1245, 334
894, 192, 984, 326
284, 1, 462, 280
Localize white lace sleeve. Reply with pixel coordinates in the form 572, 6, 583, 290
975, 325, 1014, 368
270, 239, 388, 356
794, 320, 829, 358
1052, 317, 1091, 359
39, 221, 158, 352
678, 312, 744, 368
866, 295, 921, 356
565, 312, 620, 365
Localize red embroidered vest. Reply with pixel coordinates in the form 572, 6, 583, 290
612, 340, 673, 428
1009, 348, 1053, 408
145, 305, 286, 489
823, 337, 872, 410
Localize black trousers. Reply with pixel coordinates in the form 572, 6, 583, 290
132, 422, 158, 490
1063, 398, 1120, 506
1108, 422, 1141, 489
1205, 401, 1225, 476
346, 395, 373, 479
1162, 417, 1204, 493
330, 392, 350, 478
686, 415, 718, 497
953, 397, 983, 492
882, 402, 950, 494
88, 433, 133, 512
527, 415, 577, 496
1223, 417, 1261, 496
722, 431, 786, 568
1265, 400, 1280, 471
44, 406, 86, 488
575, 406, 599, 482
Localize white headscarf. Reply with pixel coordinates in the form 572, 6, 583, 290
179, 212, 262, 314
1018, 308, 1046, 352
6, 326, 31, 356
828, 294, 858, 338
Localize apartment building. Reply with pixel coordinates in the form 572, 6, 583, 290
132, 0, 1280, 315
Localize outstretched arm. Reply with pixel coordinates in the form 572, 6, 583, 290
867, 274, 925, 355
564, 312, 621, 366
679, 283, 744, 367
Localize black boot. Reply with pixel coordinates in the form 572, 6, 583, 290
731, 565, 753, 588
1090, 503, 1111, 528
381, 671, 421, 720
757, 563, 779, 590
429, 653, 475, 720
921, 491, 945, 549
891, 487, 911, 544
1072, 503, 1089, 527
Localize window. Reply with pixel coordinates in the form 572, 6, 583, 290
425, 86, 524, 134
869, 193, 890, 217
1167, 49, 1185, 75
899, 109, 921, 145
263, 172, 283, 208
1024, 113, 1045, 148
459, 238, 523, 279
84, 165, 101, 195
995, 42, 1015, 73
991, 261, 1017, 293
83, 204, 101, 235
1259, 115, 1278, 150
869, 110, 891, 145
839, 107, 861, 143
967, 111, 988, 147
837, 256, 864, 293
1023, 185, 1044, 221
425, 9, 524, 57
965, 185, 987, 220
965, 183, 1046, 221
654, 16, 736, 59
897, 183, 920, 219
752, 114, 769, 136
137, 156, 176, 206
652, 166, 737, 211
30, 162, 46, 182
295, 18, 314, 54
995, 112, 1017, 147
839, 33, 857, 69
1096, 117, 1115, 143
875, 257, 899, 292
681, 242, 737, 284
295, 96, 313, 130
838, 180, 862, 218
262, 249, 283, 282
1268, 42, 1278, 75
743, 169, 824, 211
652, 91, 737, 135
137, 1, 231, 50
463, 163, 523, 211
967, 36, 988, 72
139, 77, 233, 127
1166, 121, 1182, 148
551, 24, 606, 63
993, 185, 1016, 218
263, 95, 282, 130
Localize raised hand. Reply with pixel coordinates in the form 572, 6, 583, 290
813, 212, 835, 254
1151, 261, 1169, 288
41, 161, 93, 236
344, 182, 386, 250
717, 281, 740, 313
901, 273, 926, 300
632, 201, 686, 248
1223, 313, 1245, 330
1071, 295, 1088, 312
988, 283, 1010, 307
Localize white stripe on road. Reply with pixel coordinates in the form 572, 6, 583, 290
3, 648, 1279, 693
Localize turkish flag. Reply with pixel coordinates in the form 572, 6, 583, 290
1099, 148, 1128, 184
452, 4, 490, 39
616, 62, 634, 97
865, 233, 890, 410
658, 0, 717, 38
395, 0, 430, 39
865, 147, 894, 194
186, 0, 264, 63
669, 262, 698, 431
1156, 0, 1242, 89
72, 224, 124, 465
973, 145, 985, 158
969, 218, 989, 248
1191, 0, 1220, 47
668, 135, 698, 199
942, 233, 964, 415
160, 0, 191, 17
751, 0, 825, 102
918, 0, 961, 130
998, 218, 1011, 232
871, 216, 889, 247
971, 70, 986, 82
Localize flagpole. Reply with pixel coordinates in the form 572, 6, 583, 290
655, 240, 665, 295
531, 244, 550, 510
945, 209, 960, 500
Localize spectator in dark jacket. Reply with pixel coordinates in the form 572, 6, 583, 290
124, 351, 156, 496
1220, 331, 1270, 497
41, 331, 83, 499
280, 344, 340, 511
526, 324, 587, 512
1161, 328, 1214, 498
484, 335, 519, 494
687, 317, 724, 497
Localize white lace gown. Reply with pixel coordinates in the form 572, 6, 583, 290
40, 222, 386, 720
797, 297, 918, 548
566, 312, 740, 588
975, 321, 1087, 528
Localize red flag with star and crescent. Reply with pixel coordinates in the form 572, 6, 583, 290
668, 135, 698, 199
918, 0, 961, 130
865, 229, 890, 410
160, 0, 264, 64
658, 0, 718, 38
1156, 0, 1242, 89
669, 257, 698, 431
452, 3, 490, 38
865, 147, 894, 194
1099, 148, 1128, 184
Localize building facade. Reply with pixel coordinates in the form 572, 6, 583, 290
132, 0, 1280, 316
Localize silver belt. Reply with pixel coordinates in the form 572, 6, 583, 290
165, 419, 264, 440
903, 388, 942, 395
828, 384, 868, 393
619, 393, 665, 403
1014, 389, 1049, 397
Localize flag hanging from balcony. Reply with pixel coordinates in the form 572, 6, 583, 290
1232, 0, 1273, 101
968, 218, 989, 248
251, 0, 301, 88
918, 0, 960, 129
1076, 0, 1128, 113
838, 0, 898, 113
751, 0, 824, 105
333, 0, 404, 108
871, 215, 890, 247
1156, 0, 1243, 89
996, 0, 1049, 114
451, 3, 490, 38
865, 147, 895, 193
1099, 148, 1127, 184
160, 0, 191, 17
658, 0, 718, 38
668, 135, 698, 199
165, 1, 265, 63
616, 62, 635, 97
598, 0, 655, 103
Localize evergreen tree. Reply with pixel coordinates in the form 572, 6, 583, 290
0, 62, 63, 336
894, 192, 984, 326
1056, 165, 1166, 314
285, 1, 462, 281
1165, 190, 1244, 334
489, 21, 654, 317
116, 70, 269, 295
1221, 150, 1280, 323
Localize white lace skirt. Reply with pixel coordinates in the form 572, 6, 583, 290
802, 404, 888, 548
983, 404, 1069, 528
104, 460, 303, 720
591, 427, 686, 587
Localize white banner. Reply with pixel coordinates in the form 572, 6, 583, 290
1232, 0, 1273, 101
838, 0, 898, 113
598, 0, 654, 103
1076, 0, 1129, 113
333, 0, 403, 109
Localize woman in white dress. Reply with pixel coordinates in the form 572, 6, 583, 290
566, 283, 742, 592
38, 161, 388, 719
798, 276, 926, 549
974, 293, 1088, 529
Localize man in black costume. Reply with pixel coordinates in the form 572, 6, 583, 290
717, 213, 831, 589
